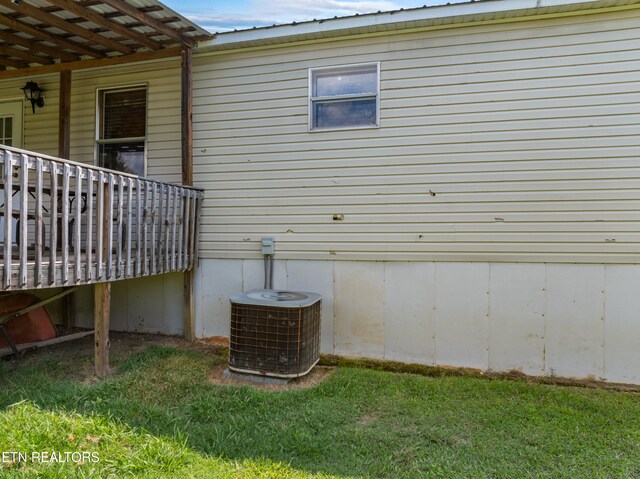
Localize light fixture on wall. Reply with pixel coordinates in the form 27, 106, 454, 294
21, 81, 44, 113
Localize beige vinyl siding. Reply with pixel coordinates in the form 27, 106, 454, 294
0, 58, 182, 185
68, 59, 182, 184
0, 74, 59, 156
192, 8, 640, 263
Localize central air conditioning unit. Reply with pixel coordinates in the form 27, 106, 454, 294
229, 289, 322, 378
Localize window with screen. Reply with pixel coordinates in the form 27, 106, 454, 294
97, 86, 146, 176
309, 63, 379, 131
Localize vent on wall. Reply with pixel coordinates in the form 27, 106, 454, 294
229, 290, 322, 378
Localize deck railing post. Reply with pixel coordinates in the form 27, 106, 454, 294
61, 163, 70, 284
96, 171, 104, 280
34, 157, 43, 287
48, 161, 58, 286
86, 171, 94, 282
182, 190, 191, 272
116, 175, 124, 279
163, 184, 170, 273
177, 187, 184, 271
18, 154, 28, 287
150, 182, 157, 275
106, 174, 114, 280
3, 151, 12, 289
126, 177, 133, 278
171, 186, 178, 272
74, 165, 83, 283
135, 179, 142, 277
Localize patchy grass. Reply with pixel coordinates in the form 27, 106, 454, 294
1, 334, 640, 478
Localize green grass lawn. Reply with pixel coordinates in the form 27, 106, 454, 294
1, 334, 639, 478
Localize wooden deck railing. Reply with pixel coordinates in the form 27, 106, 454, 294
0, 146, 204, 290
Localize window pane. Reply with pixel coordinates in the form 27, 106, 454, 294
314, 66, 377, 97
3, 117, 11, 139
102, 89, 146, 140
313, 98, 377, 129
98, 142, 145, 176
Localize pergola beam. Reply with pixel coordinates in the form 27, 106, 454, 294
0, 45, 53, 65
43, 0, 103, 14
0, 0, 133, 55
0, 56, 28, 69
99, 0, 194, 46
0, 46, 182, 80
0, 12, 103, 58
48, 0, 164, 51
0, 1, 209, 77
0, 29, 78, 62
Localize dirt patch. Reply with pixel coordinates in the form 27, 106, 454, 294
106, 332, 228, 359
208, 363, 335, 391
358, 413, 379, 426
198, 336, 230, 347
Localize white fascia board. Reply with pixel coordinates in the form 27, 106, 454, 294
197, 0, 627, 51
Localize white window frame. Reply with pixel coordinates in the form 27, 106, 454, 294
95, 84, 148, 175
0, 99, 24, 148
308, 62, 380, 132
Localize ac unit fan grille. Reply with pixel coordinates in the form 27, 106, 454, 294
229, 301, 321, 377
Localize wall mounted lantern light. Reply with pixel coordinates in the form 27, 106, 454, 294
21, 81, 45, 113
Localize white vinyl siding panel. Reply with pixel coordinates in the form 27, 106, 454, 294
192, 8, 640, 263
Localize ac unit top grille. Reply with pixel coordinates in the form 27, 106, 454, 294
230, 289, 321, 308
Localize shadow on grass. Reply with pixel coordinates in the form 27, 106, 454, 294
1, 338, 640, 479
0, 342, 377, 478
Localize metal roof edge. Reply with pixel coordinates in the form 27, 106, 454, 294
195, 0, 638, 53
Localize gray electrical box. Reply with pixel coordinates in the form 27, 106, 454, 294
261, 237, 275, 255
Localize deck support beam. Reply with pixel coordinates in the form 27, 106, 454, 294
94, 282, 111, 377
181, 45, 195, 341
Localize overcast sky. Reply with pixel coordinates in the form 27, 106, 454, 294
162, 0, 467, 33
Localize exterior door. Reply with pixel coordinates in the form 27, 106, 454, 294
0, 100, 24, 245
0, 100, 23, 148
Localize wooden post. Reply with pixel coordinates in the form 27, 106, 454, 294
181, 46, 193, 187
59, 70, 75, 329
94, 182, 110, 377
94, 282, 110, 377
58, 70, 71, 160
181, 45, 195, 341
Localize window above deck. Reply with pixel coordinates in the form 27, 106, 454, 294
96, 86, 147, 177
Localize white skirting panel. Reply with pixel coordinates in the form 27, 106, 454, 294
194, 259, 640, 384
73, 273, 185, 335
